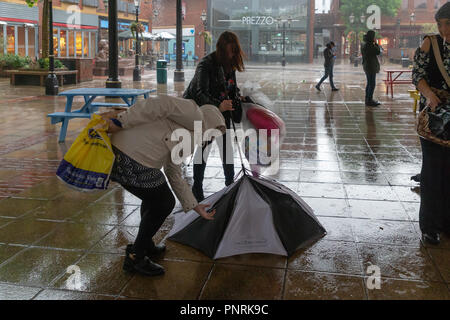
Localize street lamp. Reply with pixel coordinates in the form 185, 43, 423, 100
133, 0, 141, 81
277, 17, 292, 67
349, 13, 355, 24
106, 0, 121, 88
200, 9, 207, 57
174, 0, 184, 82
360, 14, 366, 24
410, 12, 416, 48
45, 0, 58, 95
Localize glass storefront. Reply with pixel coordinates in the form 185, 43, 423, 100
28, 27, 36, 57
209, 0, 310, 63
59, 30, 67, 57
54, 28, 96, 58
1, 23, 38, 57
0, 23, 95, 59
6, 25, 15, 54
0, 25, 4, 54
68, 31, 75, 57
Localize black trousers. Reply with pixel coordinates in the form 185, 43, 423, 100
123, 182, 175, 257
193, 129, 235, 188
365, 72, 377, 102
317, 64, 336, 88
419, 138, 450, 234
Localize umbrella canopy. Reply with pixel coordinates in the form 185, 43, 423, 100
153, 31, 176, 40
118, 30, 155, 40
168, 170, 327, 259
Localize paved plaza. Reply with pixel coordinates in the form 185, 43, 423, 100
0, 61, 449, 300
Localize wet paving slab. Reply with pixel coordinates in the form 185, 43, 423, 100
0, 64, 448, 299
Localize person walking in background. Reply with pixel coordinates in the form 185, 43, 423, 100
412, 1, 450, 245
361, 30, 381, 106
183, 31, 245, 202
315, 42, 339, 92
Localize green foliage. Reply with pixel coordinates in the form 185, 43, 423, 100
200, 31, 212, 45
130, 22, 145, 39
26, 0, 49, 58
0, 54, 32, 69
37, 58, 65, 69
25, 0, 39, 8
340, 0, 402, 35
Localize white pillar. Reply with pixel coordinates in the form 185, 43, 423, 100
57, 27, 61, 57
3, 25, 7, 55
14, 25, 18, 55
81, 31, 84, 58
88, 32, 92, 57
35, 26, 38, 57
25, 27, 29, 57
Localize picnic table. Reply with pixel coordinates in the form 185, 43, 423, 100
384, 69, 413, 98
48, 88, 155, 142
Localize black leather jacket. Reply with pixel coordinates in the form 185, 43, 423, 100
183, 52, 242, 126
323, 47, 334, 67
361, 41, 381, 74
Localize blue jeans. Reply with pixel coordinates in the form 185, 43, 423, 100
365, 73, 376, 102
317, 64, 336, 88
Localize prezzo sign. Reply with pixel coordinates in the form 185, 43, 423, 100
241, 16, 274, 25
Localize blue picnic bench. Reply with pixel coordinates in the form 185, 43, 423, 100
48, 88, 155, 142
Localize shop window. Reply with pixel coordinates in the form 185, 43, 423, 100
90, 32, 96, 57
6, 25, 15, 54
0, 26, 4, 54
17, 26, 25, 56
69, 31, 75, 56
414, 0, 427, 9
59, 30, 67, 57
83, 32, 89, 57
76, 31, 82, 56
53, 28, 58, 56
28, 27, 36, 57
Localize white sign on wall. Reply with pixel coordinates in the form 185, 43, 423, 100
241, 16, 275, 25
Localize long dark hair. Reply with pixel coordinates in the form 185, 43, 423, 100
215, 31, 245, 72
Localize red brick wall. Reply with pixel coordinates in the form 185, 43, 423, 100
152, 0, 207, 59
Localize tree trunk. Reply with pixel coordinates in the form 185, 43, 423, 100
41, 0, 49, 58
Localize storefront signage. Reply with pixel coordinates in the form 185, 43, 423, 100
241, 16, 274, 25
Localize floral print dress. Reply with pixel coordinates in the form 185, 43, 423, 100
412, 39, 450, 110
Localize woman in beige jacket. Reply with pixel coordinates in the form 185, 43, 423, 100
103, 94, 226, 276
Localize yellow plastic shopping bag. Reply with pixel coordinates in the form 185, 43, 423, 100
56, 114, 115, 191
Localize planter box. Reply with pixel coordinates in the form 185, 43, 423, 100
6, 69, 78, 86
58, 58, 94, 82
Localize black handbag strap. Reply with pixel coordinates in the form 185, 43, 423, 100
430, 35, 450, 88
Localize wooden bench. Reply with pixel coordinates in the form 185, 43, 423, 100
409, 89, 420, 113
6, 70, 78, 87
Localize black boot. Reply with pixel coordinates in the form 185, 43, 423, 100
123, 246, 165, 276
421, 232, 440, 245
192, 184, 205, 202
126, 243, 166, 259
410, 174, 421, 182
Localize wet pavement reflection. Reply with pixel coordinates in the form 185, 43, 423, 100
0, 62, 448, 300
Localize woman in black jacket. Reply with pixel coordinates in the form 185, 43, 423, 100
183, 31, 245, 201
361, 30, 381, 107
